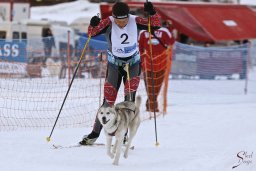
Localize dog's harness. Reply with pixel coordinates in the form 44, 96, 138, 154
107, 107, 136, 136
108, 118, 119, 136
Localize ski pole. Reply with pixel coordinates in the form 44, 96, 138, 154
124, 64, 132, 102
146, 0, 159, 147
46, 34, 92, 142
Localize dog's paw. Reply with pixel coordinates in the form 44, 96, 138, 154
107, 152, 114, 159
123, 147, 130, 158
112, 148, 116, 154
124, 153, 128, 158
124, 152, 128, 159
112, 160, 119, 166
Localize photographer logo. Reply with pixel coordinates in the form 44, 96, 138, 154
232, 151, 253, 169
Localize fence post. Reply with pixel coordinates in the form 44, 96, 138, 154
244, 42, 251, 94
99, 52, 102, 107
67, 30, 71, 85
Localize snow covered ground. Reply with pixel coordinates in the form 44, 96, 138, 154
1, 70, 256, 171
1, 1, 255, 170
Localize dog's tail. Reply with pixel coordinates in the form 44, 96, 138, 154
135, 95, 142, 109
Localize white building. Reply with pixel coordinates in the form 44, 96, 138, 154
0, 0, 30, 22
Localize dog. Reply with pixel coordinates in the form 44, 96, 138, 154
97, 95, 141, 165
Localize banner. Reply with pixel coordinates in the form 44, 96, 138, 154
0, 41, 27, 62
0, 41, 27, 75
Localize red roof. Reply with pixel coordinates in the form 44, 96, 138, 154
127, 2, 256, 42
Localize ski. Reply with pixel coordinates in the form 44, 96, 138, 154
52, 143, 105, 149
52, 143, 134, 150
52, 144, 81, 149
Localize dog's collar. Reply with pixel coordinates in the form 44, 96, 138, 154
108, 118, 119, 136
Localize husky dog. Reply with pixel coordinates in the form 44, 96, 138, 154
97, 96, 141, 165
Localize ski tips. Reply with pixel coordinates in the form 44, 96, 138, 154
46, 137, 51, 142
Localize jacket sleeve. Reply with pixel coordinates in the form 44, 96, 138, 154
135, 13, 161, 31
138, 30, 146, 53
161, 28, 175, 46
88, 17, 111, 37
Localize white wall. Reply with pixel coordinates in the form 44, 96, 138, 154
13, 3, 30, 21
0, 3, 10, 21
0, 2, 29, 22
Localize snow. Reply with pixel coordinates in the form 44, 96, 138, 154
1, 70, 256, 170
241, 0, 256, 5
1, 0, 255, 170
30, 0, 100, 25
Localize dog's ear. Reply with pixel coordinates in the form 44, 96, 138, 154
97, 107, 102, 114
96, 108, 102, 119
109, 107, 116, 114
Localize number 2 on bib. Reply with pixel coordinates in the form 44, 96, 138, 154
121, 33, 129, 44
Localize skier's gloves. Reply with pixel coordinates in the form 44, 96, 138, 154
144, 1, 156, 15
90, 16, 101, 27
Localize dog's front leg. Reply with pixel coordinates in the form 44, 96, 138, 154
112, 138, 123, 165
106, 135, 114, 159
112, 139, 118, 154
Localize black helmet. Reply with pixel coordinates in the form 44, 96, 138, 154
112, 2, 130, 19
